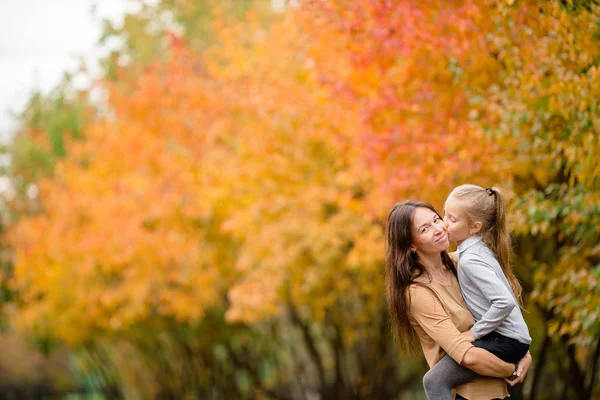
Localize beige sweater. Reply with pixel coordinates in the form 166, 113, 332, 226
408, 274, 509, 399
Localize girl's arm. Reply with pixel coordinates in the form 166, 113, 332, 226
461, 252, 516, 339
409, 286, 514, 377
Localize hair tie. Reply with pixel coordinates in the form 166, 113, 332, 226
485, 187, 496, 196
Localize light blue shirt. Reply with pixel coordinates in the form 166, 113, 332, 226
457, 236, 532, 345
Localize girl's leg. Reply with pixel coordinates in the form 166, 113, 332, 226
423, 354, 481, 400
472, 333, 530, 363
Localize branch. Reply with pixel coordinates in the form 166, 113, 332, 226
330, 318, 346, 398
585, 335, 600, 400
288, 299, 327, 389
529, 332, 550, 400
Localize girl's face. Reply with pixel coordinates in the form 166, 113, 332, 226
411, 207, 449, 255
443, 198, 474, 245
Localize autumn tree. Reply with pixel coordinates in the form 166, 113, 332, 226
477, 2, 600, 398
5, 0, 600, 399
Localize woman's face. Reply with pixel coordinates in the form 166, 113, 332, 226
443, 198, 472, 244
411, 207, 449, 254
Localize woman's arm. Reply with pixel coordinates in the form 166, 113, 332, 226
461, 347, 514, 378
409, 285, 474, 364
410, 285, 515, 378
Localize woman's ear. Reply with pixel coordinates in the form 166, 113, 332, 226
470, 221, 483, 234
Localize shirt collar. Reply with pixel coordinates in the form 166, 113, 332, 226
456, 235, 483, 254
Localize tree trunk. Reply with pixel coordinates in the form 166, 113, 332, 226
331, 322, 346, 399
529, 333, 551, 400
584, 335, 600, 400
565, 339, 586, 398
288, 300, 327, 390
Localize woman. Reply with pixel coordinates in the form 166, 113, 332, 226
384, 200, 532, 399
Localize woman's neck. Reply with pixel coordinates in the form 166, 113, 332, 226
419, 252, 446, 273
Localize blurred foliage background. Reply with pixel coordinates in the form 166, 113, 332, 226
0, 0, 599, 399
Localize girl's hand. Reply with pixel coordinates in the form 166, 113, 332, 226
461, 330, 477, 342
505, 351, 532, 386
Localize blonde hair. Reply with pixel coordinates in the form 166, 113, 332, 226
446, 184, 523, 304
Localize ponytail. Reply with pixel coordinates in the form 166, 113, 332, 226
446, 184, 523, 305
487, 187, 523, 305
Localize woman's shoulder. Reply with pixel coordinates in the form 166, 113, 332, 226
407, 280, 435, 300
408, 279, 429, 293
407, 279, 450, 308
409, 272, 434, 288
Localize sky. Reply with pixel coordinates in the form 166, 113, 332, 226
0, 0, 146, 141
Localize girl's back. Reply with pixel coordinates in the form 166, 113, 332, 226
456, 236, 531, 346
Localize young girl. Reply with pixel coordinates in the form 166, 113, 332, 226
422, 184, 531, 400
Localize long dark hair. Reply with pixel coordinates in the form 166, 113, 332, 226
384, 200, 456, 354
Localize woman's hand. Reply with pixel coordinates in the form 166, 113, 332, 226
461, 330, 477, 342
505, 351, 532, 386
